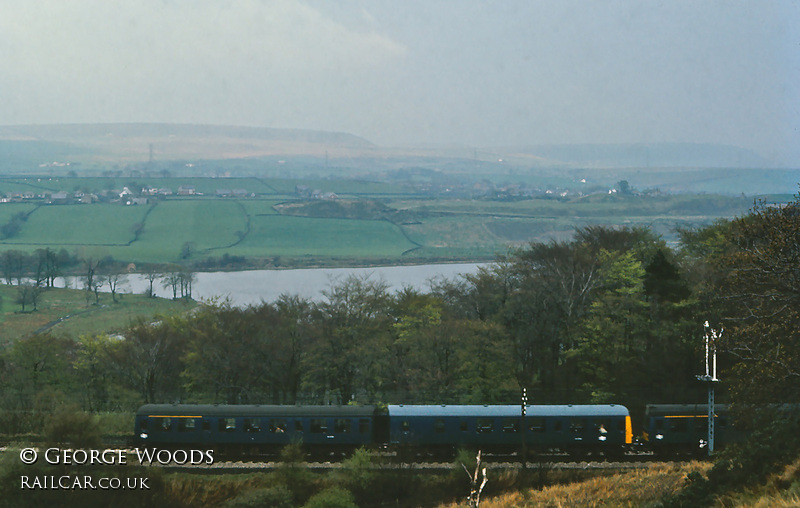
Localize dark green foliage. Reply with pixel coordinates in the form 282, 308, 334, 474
275, 443, 314, 503
711, 198, 800, 404
223, 484, 294, 508
302, 487, 357, 508
43, 405, 102, 449
0, 211, 28, 239
644, 249, 690, 304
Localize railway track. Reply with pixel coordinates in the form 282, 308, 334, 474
147, 457, 681, 473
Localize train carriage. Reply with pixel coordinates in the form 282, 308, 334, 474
643, 403, 743, 455
135, 404, 377, 455
387, 404, 632, 456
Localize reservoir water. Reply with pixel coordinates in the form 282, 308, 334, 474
61, 263, 486, 307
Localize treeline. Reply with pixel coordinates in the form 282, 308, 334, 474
0, 247, 199, 311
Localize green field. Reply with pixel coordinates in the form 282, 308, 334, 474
0, 174, 779, 267
2, 204, 147, 246
0, 203, 37, 224
226, 214, 417, 258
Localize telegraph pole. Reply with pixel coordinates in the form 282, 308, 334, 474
696, 321, 721, 456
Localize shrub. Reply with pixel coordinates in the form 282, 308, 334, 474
223, 484, 294, 508
43, 405, 102, 449
302, 487, 357, 508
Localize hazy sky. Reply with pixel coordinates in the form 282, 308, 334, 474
1, 1, 798, 165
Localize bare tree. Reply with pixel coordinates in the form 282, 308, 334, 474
1, 250, 27, 285
82, 257, 102, 296
178, 267, 196, 300
142, 266, 162, 298
16, 283, 43, 312
161, 266, 181, 300
461, 450, 489, 508
104, 272, 128, 303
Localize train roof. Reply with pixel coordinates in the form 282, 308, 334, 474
136, 404, 376, 418
645, 404, 731, 417
387, 404, 629, 418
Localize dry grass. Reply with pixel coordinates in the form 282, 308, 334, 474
716, 457, 800, 508
439, 462, 711, 508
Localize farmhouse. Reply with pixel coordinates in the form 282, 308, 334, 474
48, 191, 70, 204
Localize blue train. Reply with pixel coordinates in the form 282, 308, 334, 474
642, 404, 743, 454
135, 403, 634, 458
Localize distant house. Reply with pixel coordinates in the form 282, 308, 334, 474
158, 188, 173, 196
178, 185, 196, 195
130, 197, 149, 205
312, 191, 337, 200
232, 189, 251, 197
216, 189, 232, 197
49, 191, 70, 204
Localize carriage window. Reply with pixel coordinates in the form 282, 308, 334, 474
335, 419, 351, 433
502, 419, 519, 433
617, 420, 625, 432
244, 418, 260, 433
219, 418, 236, 432
141, 419, 149, 431
178, 418, 196, 432
295, 421, 304, 432
270, 419, 287, 433
669, 419, 687, 432
434, 419, 446, 433
594, 420, 609, 434
401, 421, 410, 432
528, 418, 545, 432
554, 420, 563, 432
359, 419, 370, 434
570, 419, 586, 433
655, 419, 664, 430
156, 417, 172, 432
203, 420, 210, 431
476, 418, 493, 433
310, 419, 328, 433
460, 421, 468, 432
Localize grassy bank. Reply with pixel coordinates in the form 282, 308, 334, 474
0, 284, 197, 342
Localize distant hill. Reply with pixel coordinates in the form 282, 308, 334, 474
0, 124, 786, 176
0, 123, 376, 163
505, 142, 774, 168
